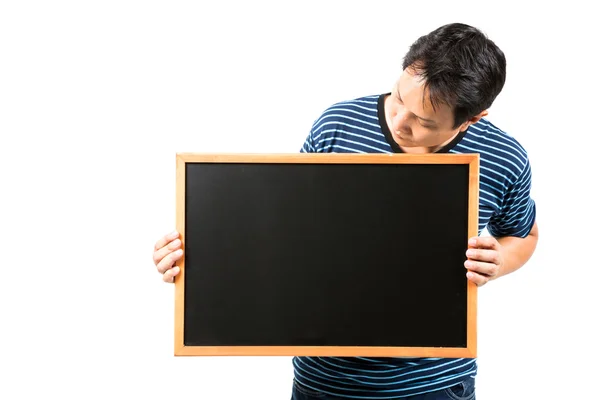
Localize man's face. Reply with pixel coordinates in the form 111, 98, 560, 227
384, 68, 476, 152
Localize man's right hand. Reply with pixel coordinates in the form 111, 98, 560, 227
153, 230, 183, 283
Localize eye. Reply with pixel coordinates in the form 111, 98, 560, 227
419, 120, 435, 129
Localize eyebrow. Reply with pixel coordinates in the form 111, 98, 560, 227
395, 84, 437, 124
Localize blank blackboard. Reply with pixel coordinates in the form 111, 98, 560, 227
174, 153, 479, 357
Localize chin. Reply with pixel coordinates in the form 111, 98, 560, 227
393, 135, 415, 146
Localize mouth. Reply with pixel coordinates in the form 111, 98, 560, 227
393, 131, 412, 141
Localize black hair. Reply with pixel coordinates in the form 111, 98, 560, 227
402, 23, 506, 129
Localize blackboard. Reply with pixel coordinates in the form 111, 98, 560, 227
174, 153, 479, 357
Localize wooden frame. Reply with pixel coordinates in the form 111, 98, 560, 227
174, 152, 479, 358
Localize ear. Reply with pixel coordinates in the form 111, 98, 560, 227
458, 110, 488, 131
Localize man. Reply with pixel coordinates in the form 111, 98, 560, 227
153, 23, 538, 399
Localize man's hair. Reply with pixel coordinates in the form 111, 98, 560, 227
402, 23, 506, 129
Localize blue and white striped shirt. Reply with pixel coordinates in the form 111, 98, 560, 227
294, 93, 536, 398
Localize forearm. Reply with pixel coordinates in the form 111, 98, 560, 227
495, 221, 539, 278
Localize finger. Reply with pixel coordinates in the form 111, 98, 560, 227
156, 249, 183, 274
465, 248, 500, 264
466, 271, 489, 286
153, 238, 182, 265
468, 236, 499, 250
465, 259, 499, 278
154, 230, 180, 252
162, 266, 180, 283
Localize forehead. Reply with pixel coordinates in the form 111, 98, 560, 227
396, 69, 453, 121
398, 69, 426, 93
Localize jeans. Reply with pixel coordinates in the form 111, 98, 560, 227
291, 377, 475, 400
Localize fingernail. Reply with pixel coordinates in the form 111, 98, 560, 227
175, 249, 183, 256
168, 230, 179, 239
468, 238, 476, 246
466, 249, 475, 257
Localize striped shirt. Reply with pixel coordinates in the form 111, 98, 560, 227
294, 94, 536, 398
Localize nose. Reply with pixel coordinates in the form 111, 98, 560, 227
393, 108, 411, 133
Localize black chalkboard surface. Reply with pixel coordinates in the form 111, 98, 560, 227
174, 153, 479, 357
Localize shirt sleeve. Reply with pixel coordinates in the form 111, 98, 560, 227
299, 116, 323, 153
487, 156, 537, 238
300, 130, 316, 153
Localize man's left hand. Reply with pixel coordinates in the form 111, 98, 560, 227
465, 236, 504, 286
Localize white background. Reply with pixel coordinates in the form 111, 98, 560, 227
1, 1, 599, 399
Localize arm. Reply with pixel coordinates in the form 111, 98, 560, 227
466, 152, 538, 286
465, 221, 538, 286
496, 220, 539, 278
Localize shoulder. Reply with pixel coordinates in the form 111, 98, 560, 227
464, 118, 532, 182
311, 94, 382, 129
324, 93, 382, 111
310, 94, 382, 136
301, 94, 385, 153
